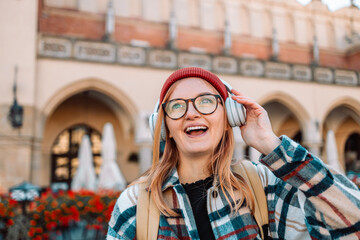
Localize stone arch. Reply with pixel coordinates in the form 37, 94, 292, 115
258, 91, 310, 131
322, 97, 360, 169
39, 78, 140, 187
43, 78, 138, 119
321, 96, 360, 126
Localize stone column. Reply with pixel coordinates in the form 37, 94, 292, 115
303, 119, 322, 157
135, 111, 153, 175
138, 143, 153, 175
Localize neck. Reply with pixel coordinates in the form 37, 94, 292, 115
177, 152, 212, 184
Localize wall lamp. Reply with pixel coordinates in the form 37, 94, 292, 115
8, 66, 23, 128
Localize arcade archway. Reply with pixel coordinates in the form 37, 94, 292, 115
41, 86, 140, 188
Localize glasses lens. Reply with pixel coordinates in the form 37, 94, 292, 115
165, 99, 187, 119
195, 95, 218, 114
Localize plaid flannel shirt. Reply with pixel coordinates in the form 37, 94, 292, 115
107, 136, 360, 239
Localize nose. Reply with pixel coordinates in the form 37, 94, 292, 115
185, 101, 200, 119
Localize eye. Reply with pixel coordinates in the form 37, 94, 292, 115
198, 96, 215, 104
172, 102, 183, 110
168, 100, 185, 111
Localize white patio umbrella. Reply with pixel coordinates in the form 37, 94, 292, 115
326, 130, 344, 174
71, 135, 97, 191
249, 147, 261, 163
98, 123, 127, 191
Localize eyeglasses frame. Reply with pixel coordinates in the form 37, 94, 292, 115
162, 93, 222, 120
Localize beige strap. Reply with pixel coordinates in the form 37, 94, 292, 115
148, 192, 160, 239
233, 160, 268, 239
136, 180, 150, 240
136, 179, 160, 240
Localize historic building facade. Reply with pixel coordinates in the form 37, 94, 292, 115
1, 0, 360, 191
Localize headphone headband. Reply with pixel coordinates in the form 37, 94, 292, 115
220, 79, 233, 92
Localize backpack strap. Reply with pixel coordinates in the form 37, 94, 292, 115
136, 180, 149, 240
233, 160, 269, 239
136, 179, 160, 240
148, 191, 160, 239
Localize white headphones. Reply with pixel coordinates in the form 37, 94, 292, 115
149, 79, 246, 141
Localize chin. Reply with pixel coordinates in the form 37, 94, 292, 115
183, 144, 214, 156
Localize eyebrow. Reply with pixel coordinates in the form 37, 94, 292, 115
168, 92, 215, 101
198, 91, 214, 95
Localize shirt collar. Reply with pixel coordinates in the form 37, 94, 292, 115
161, 167, 180, 191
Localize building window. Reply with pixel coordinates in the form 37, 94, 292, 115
50, 124, 102, 190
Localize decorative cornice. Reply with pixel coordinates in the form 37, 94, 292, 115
37, 35, 360, 87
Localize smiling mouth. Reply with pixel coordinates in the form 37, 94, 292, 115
185, 126, 208, 136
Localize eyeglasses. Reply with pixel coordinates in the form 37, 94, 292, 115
162, 94, 222, 120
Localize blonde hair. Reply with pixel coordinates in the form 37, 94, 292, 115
140, 83, 254, 216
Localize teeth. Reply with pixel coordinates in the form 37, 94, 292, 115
186, 126, 207, 132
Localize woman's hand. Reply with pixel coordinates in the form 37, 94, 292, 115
231, 89, 281, 155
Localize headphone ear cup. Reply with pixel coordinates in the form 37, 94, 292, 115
225, 97, 246, 127
149, 112, 157, 139
149, 112, 167, 141
160, 120, 166, 142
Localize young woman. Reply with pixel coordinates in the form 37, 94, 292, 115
107, 67, 360, 239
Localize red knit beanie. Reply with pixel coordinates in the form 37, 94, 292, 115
159, 67, 228, 103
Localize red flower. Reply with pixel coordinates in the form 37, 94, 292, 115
9, 199, 17, 205
67, 190, 75, 198
46, 221, 57, 230
95, 201, 104, 212
51, 211, 57, 220
59, 216, 69, 227
7, 219, 14, 226
29, 201, 36, 210
51, 201, 58, 208
37, 205, 45, 211
69, 206, 78, 214
77, 201, 84, 207
92, 224, 102, 230
54, 208, 61, 215
28, 227, 36, 237
30, 220, 37, 226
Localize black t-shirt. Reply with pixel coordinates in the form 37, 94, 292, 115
182, 176, 216, 240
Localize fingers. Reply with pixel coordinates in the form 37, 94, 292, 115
231, 95, 260, 109
231, 89, 246, 96
230, 89, 264, 111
